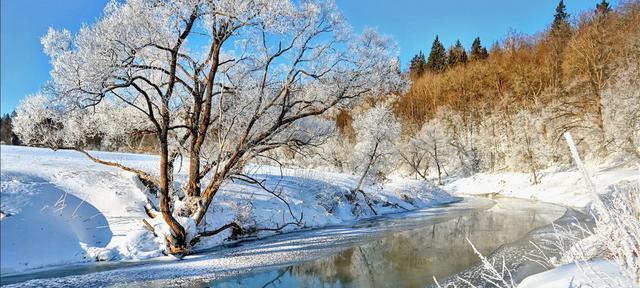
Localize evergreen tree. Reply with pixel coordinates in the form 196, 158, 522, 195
552, 0, 570, 33
596, 0, 612, 15
409, 51, 427, 78
470, 37, 489, 61
427, 36, 447, 73
550, 0, 571, 89
447, 40, 468, 67
0, 113, 15, 144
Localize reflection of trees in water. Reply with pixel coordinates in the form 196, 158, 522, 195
284, 206, 559, 288
260, 267, 291, 288
439, 209, 591, 288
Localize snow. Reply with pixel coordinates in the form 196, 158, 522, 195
518, 259, 638, 288
443, 162, 640, 209
0, 145, 454, 274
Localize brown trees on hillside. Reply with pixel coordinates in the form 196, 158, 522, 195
393, 1, 639, 180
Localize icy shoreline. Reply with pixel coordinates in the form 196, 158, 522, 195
0, 145, 455, 274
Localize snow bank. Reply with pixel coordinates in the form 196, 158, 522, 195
0, 145, 454, 273
1, 146, 152, 273
518, 259, 637, 288
443, 163, 639, 209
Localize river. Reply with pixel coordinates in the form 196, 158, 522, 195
2, 197, 586, 287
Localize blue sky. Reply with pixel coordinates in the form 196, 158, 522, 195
1, 0, 611, 114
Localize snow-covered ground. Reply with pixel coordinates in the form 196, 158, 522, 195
518, 259, 637, 288
443, 162, 640, 209
0, 145, 454, 274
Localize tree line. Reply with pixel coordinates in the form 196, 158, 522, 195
297, 0, 638, 186
409, 36, 488, 78
390, 0, 638, 183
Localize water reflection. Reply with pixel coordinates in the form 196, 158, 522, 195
211, 198, 565, 288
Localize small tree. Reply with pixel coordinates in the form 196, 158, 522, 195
403, 119, 451, 185
509, 110, 548, 184
351, 104, 401, 196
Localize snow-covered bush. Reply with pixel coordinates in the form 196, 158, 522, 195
402, 118, 452, 184
351, 103, 401, 191
13, 94, 61, 147
14, 94, 149, 150
595, 181, 640, 284
602, 60, 640, 159
506, 110, 551, 184
231, 200, 257, 233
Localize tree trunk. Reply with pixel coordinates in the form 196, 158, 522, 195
194, 177, 224, 225
353, 141, 379, 198
186, 148, 201, 197
433, 142, 443, 186
159, 128, 187, 254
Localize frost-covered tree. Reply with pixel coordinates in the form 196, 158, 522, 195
402, 119, 451, 185
508, 110, 549, 184
351, 104, 401, 195
15, 0, 405, 254
602, 60, 640, 158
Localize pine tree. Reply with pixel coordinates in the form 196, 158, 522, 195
596, 0, 611, 15
470, 37, 488, 61
552, 0, 570, 32
409, 51, 427, 78
550, 0, 571, 89
0, 113, 14, 144
427, 36, 447, 73
447, 40, 468, 67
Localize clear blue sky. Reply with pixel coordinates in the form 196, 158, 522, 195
1, 0, 612, 114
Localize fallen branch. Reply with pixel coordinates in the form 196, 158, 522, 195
254, 219, 304, 233
350, 189, 378, 216
190, 222, 244, 246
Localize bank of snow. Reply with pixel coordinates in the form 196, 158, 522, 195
518, 259, 637, 288
0, 145, 454, 274
443, 162, 639, 209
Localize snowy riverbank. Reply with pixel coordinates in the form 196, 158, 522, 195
0, 145, 454, 274
443, 161, 639, 209
441, 161, 640, 288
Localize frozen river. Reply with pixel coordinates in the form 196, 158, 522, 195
2, 197, 579, 287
